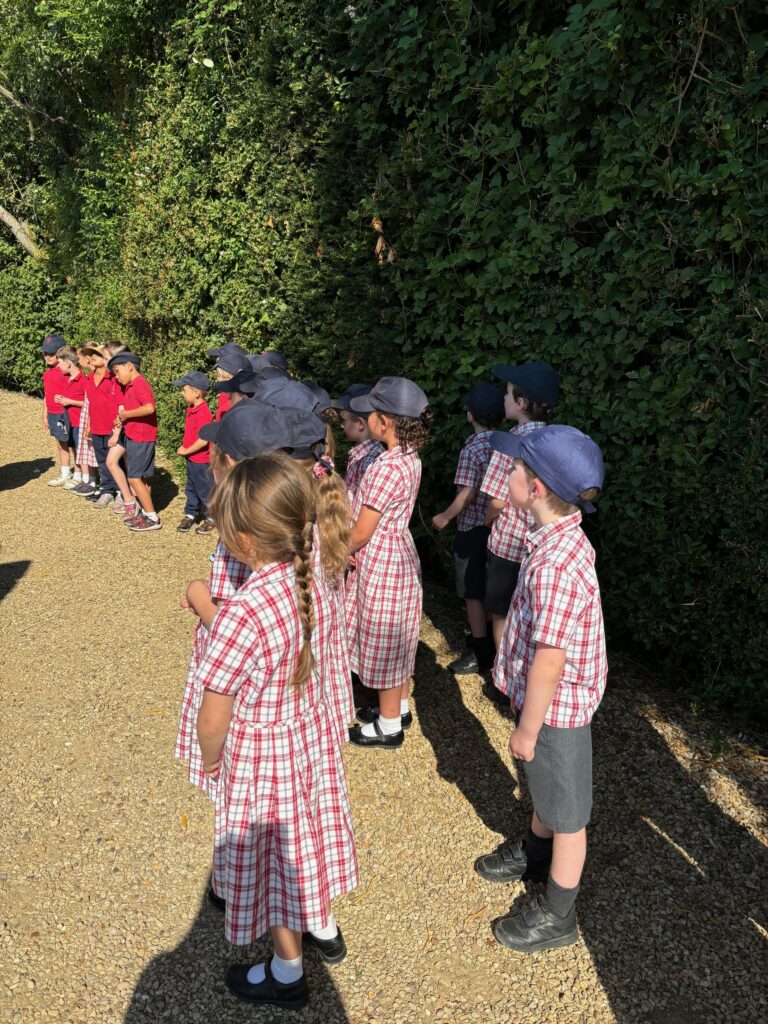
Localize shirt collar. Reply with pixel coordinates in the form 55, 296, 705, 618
526, 512, 583, 551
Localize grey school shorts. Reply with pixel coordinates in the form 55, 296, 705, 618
125, 439, 155, 479
523, 721, 593, 833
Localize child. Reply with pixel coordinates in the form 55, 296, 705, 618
101, 342, 137, 517
212, 350, 252, 421
331, 384, 384, 513
215, 369, 257, 407
53, 345, 87, 490
195, 453, 358, 1008
40, 334, 74, 487
172, 371, 214, 534
474, 425, 606, 953
432, 382, 505, 675
481, 361, 559, 651
80, 345, 121, 508
107, 351, 160, 532
72, 348, 100, 496
345, 377, 430, 749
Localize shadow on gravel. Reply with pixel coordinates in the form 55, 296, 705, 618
150, 467, 179, 513
579, 687, 767, 1024
0, 457, 53, 490
0, 560, 31, 601
124, 889, 350, 1024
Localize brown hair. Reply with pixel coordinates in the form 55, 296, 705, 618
392, 408, 431, 453
102, 342, 127, 358
208, 452, 317, 686
512, 384, 553, 423
56, 345, 79, 364
292, 456, 350, 583
521, 461, 599, 516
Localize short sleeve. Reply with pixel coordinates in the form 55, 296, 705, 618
529, 565, 586, 650
210, 543, 251, 601
194, 599, 257, 696
454, 442, 483, 489
136, 378, 154, 405
359, 459, 402, 513
481, 450, 512, 502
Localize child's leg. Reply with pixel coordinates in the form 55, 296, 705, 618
129, 477, 155, 515
550, 828, 586, 890
56, 439, 70, 469
241, 926, 303, 985
271, 926, 302, 962
491, 612, 506, 650
465, 597, 488, 637
107, 446, 133, 503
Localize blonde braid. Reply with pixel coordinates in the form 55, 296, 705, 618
292, 520, 316, 687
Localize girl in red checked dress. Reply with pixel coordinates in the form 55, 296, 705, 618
196, 453, 358, 1011
345, 376, 430, 750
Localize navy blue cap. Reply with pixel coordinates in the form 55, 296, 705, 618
282, 408, 327, 458
248, 354, 289, 378
465, 383, 505, 425
254, 378, 326, 414
41, 334, 65, 354
490, 425, 604, 512
172, 371, 211, 392
217, 351, 253, 376
330, 384, 372, 411
207, 341, 248, 359
198, 398, 292, 461
216, 369, 258, 394
349, 376, 428, 418
262, 350, 287, 371
108, 352, 141, 371
299, 382, 332, 414
492, 361, 560, 408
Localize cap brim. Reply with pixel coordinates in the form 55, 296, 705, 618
489, 431, 525, 458
206, 347, 224, 358
349, 394, 375, 413
171, 378, 189, 387
198, 421, 221, 443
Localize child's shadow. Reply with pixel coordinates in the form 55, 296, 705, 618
124, 888, 350, 1023
151, 467, 179, 513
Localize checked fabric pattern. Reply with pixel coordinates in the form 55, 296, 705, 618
494, 514, 607, 728
481, 420, 546, 562
453, 430, 493, 531
311, 526, 354, 745
344, 438, 384, 517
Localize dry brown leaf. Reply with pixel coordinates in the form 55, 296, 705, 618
180, 813, 188, 830
316, 240, 324, 260
266, 216, 274, 229
371, 215, 383, 233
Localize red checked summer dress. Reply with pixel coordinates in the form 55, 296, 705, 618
175, 544, 252, 798
347, 445, 422, 689
195, 561, 359, 944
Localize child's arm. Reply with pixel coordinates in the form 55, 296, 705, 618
432, 485, 476, 531
509, 643, 567, 761
56, 396, 84, 408
349, 505, 382, 554
197, 689, 236, 777
484, 497, 505, 526
177, 437, 208, 457
181, 579, 218, 629
107, 424, 122, 448
119, 402, 155, 421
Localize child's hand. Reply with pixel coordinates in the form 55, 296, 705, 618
203, 759, 220, 778
347, 553, 357, 570
176, 445, 186, 456
180, 594, 191, 610
508, 725, 537, 762
107, 435, 117, 448
432, 512, 449, 531
117, 407, 128, 422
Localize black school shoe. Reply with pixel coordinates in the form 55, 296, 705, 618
492, 896, 578, 952
474, 838, 550, 884
449, 648, 479, 674
348, 718, 404, 749
304, 926, 347, 964
356, 706, 413, 730
208, 884, 225, 912
225, 962, 309, 1010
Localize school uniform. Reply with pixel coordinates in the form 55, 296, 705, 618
481, 420, 546, 615
215, 391, 232, 422
194, 562, 359, 944
347, 445, 422, 690
75, 394, 99, 470
494, 512, 607, 832
122, 374, 158, 477
59, 372, 85, 449
84, 370, 120, 494
344, 439, 384, 514
176, 543, 252, 797
43, 366, 70, 441
452, 431, 494, 600
181, 401, 213, 518
311, 527, 354, 746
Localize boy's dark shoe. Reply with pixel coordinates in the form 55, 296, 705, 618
84, 489, 102, 502
483, 679, 511, 708
304, 926, 347, 964
225, 962, 309, 1010
492, 896, 578, 952
449, 648, 479, 675
356, 706, 412, 730
208, 884, 225, 912
195, 519, 215, 535
348, 720, 404, 749
474, 839, 549, 884
177, 516, 195, 532
72, 482, 95, 495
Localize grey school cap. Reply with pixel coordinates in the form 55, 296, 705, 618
283, 408, 327, 458
349, 376, 428, 418
41, 333, 65, 354
172, 371, 211, 392
330, 383, 372, 411
492, 360, 560, 408
217, 350, 253, 376
216, 369, 258, 394
490, 425, 604, 512
107, 351, 141, 371
262, 350, 288, 371
198, 398, 291, 460
255, 377, 325, 414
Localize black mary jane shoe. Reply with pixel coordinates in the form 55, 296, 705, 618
492, 896, 578, 953
207, 885, 226, 912
348, 718, 404, 749
225, 961, 309, 1010
304, 925, 347, 964
355, 706, 413, 730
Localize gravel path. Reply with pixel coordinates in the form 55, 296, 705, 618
1, 388, 766, 1024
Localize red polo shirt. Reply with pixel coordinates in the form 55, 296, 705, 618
215, 392, 231, 422
43, 366, 67, 413
84, 370, 120, 434
122, 374, 158, 442
183, 401, 212, 463
61, 372, 85, 427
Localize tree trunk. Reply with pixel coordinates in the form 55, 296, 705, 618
0, 204, 46, 259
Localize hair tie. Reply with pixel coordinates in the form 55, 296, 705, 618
313, 456, 334, 479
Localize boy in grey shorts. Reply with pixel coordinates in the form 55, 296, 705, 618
474, 425, 607, 952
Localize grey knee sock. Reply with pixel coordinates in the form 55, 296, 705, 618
543, 875, 580, 918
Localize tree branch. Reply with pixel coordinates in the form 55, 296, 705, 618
0, 204, 46, 259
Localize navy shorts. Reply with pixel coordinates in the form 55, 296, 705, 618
453, 525, 490, 600
125, 439, 155, 479
485, 552, 521, 617
48, 412, 70, 444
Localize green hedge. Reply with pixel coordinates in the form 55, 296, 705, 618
1, 0, 766, 720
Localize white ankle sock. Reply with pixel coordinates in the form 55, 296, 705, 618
145, 511, 158, 522
378, 714, 402, 736
60, 467, 70, 478
310, 912, 338, 941
73, 471, 82, 483
270, 952, 303, 984
400, 698, 409, 715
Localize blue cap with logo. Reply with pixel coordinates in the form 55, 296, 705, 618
465, 382, 505, 425
490, 425, 604, 512
349, 376, 428, 418
198, 398, 292, 461
492, 360, 560, 409
41, 333, 65, 354
172, 371, 211, 392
